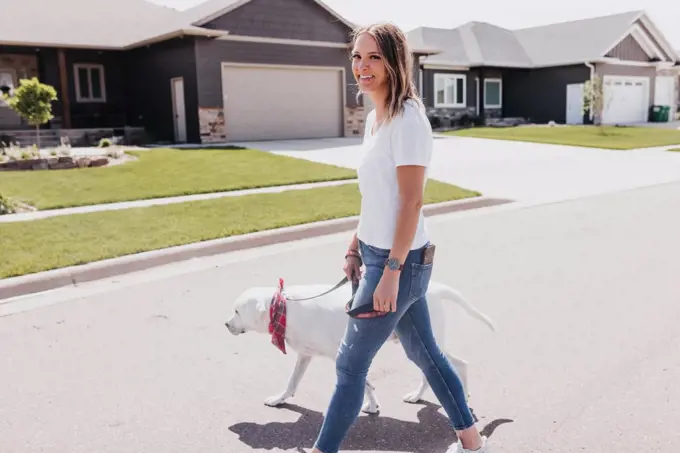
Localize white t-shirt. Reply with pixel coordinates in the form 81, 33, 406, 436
356, 98, 433, 251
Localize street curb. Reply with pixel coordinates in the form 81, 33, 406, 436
0, 196, 512, 301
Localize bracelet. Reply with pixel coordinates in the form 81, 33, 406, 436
345, 249, 361, 261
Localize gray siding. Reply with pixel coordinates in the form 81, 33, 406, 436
635, 20, 676, 61
194, 38, 357, 108
606, 35, 650, 62
503, 64, 590, 123
202, 0, 350, 43
124, 37, 200, 143
596, 63, 656, 108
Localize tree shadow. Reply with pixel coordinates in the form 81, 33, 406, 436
228, 401, 513, 453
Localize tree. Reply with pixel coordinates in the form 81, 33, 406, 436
2, 77, 58, 149
582, 75, 605, 132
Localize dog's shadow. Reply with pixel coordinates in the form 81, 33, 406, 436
228, 401, 513, 453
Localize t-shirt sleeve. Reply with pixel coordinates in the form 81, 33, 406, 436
390, 104, 433, 168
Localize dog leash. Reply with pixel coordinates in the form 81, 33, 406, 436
283, 276, 351, 301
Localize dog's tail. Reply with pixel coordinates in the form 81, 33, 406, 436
439, 285, 496, 332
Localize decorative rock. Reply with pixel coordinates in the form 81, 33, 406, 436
76, 157, 91, 168
32, 160, 49, 170
0, 160, 19, 171
89, 157, 109, 167
0, 154, 110, 171
18, 159, 39, 170
49, 157, 76, 170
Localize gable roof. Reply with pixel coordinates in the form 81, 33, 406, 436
513, 10, 645, 67
410, 10, 679, 68
0, 0, 225, 50
184, 0, 355, 30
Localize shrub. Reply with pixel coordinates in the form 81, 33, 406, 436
2, 77, 58, 149
0, 193, 16, 215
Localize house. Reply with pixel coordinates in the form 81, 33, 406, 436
406, 10, 680, 126
179, 0, 365, 143
0, 0, 231, 145
0, 0, 368, 145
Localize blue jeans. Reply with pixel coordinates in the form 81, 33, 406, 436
313, 240, 475, 453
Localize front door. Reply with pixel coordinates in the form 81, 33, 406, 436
171, 77, 187, 143
566, 83, 584, 124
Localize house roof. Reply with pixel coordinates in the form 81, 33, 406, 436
513, 10, 643, 67
411, 10, 678, 68
0, 0, 225, 50
184, 0, 356, 30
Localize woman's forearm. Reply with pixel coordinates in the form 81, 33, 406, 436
348, 230, 359, 251
390, 197, 423, 264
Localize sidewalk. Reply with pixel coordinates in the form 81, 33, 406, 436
0, 179, 358, 223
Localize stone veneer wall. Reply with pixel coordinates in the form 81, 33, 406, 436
197, 105, 367, 143
0, 54, 39, 128
344, 106, 366, 137
198, 107, 227, 143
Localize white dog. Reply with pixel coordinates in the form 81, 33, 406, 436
225, 279, 495, 414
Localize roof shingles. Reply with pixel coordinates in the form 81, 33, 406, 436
410, 10, 653, 68
0, 0, 221, 49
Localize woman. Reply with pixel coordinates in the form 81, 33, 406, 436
310, 22, 490, 453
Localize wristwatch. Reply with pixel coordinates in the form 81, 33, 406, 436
385, 257, 403, 272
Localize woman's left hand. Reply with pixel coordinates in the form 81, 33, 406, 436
373, 271, 400, 313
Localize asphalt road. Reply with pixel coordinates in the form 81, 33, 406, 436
2, 182, 680, 453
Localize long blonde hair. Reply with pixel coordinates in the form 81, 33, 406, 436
350, 22, 423, 124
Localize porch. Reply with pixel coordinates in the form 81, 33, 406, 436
0, 127, 147, 148
0, 46, 131, 135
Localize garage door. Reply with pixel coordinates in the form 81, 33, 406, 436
602, 76, 649, 125
221, 64, 343, 142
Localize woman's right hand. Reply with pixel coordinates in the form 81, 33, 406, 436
344, 252, 362, 283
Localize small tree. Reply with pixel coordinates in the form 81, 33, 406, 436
582, 75, 605, 132
3, 77, 58, 149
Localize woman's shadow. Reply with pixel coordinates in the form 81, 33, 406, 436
228, 401, 512, 453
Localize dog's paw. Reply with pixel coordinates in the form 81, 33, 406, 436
361, 400, 380, 414
264, 394, 290, 407
361, 401, 380, 414
402, 391, 423, 404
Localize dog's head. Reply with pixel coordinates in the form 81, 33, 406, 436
225, 287, 272, 336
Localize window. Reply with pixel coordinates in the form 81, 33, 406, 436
74, 64, 105, 102
434, 73, 466, 107
484, 78, 502, 108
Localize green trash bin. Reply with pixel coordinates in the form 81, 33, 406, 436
649, 105, 662, 122
659, 106, 670, 122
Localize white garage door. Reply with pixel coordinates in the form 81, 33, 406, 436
221, 64, 343, 142
602, 75, 649, 125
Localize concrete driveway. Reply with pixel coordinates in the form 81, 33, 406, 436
235, 135, 680, 204
637, 120, 680, 130
1, 182, 680, 453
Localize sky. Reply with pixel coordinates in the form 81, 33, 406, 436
150, 0, 680, 50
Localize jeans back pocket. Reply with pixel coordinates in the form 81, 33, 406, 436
408, 262, 433, 301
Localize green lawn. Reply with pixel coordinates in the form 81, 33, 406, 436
446, 126, 680, 150
0, 180, 480, 279
669, 148, 680, 152
0, 148, 357, 210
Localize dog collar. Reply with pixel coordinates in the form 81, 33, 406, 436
268, 277, 287, 354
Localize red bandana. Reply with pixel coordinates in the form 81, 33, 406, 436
268, 277, 287, 354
